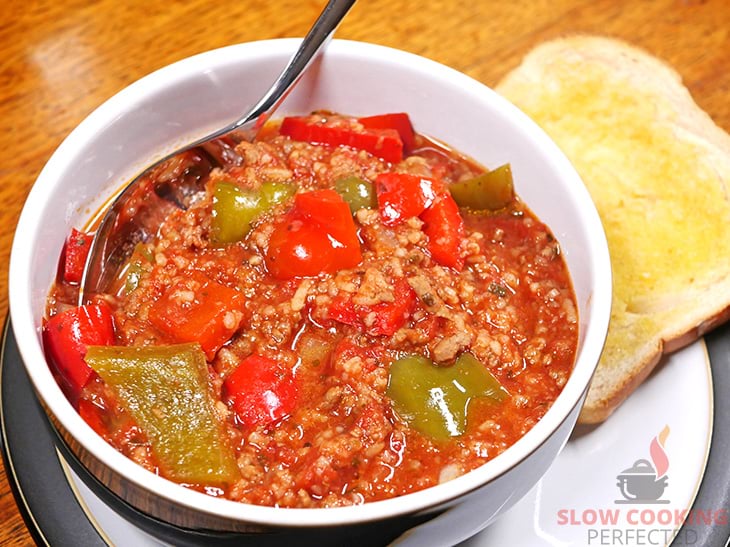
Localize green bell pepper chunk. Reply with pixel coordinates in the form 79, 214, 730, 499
211, 180, 294, 245
125, 262, 145, 294
85, 343, 239, 486
448, 164, 515, 211
124, 243, 154, 294
334, 175, 377, 213
387, 352, 509, 441
211, 182, 261, 245
259, 180, 295, 207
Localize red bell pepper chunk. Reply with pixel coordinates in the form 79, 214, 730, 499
148, 272, 244, 359
375, 172, 440, 226
358, 113, 416, 155
63, 228, 93, 284
280, 116, 404, 163
78, 398, 107, 438
43, 304, 115, 400
375, 172, 464, 269
223, 355, 297, 428
293, 190, 362, 245
420, 192, 465, 270
328, 278, 416, 336
265, 189, 362, 279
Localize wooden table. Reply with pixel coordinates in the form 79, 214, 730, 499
1, 0, 728, 543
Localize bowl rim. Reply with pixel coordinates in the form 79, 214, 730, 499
9, 38, 612, 527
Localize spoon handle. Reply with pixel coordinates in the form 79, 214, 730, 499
79, 0, 356, 304
200, 0, 357, 143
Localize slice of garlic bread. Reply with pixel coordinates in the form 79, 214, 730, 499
496, 36, 730, 423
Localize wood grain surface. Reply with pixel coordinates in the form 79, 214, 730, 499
1, 0, 729, 543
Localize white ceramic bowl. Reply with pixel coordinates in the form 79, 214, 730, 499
9, 39, 611, 541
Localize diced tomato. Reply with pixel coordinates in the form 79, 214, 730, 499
358, 113, 416, 155
375, 173, 439, 226
420, 192, 465, 270
328, 278, 416, 336
62, 228, 93, 284
43, 304, 115, 401
148, 272, 244, 359
223, 355, 297, 428
368, 278, 416, 335
280, 116, 404, 163
265, 189, 362, 279
327, 297, 360, 328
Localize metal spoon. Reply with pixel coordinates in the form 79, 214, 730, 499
79, 0, 356, 304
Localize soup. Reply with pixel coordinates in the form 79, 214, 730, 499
44, 112, 578, 508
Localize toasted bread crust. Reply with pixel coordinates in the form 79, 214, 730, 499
496, 36, 730, 423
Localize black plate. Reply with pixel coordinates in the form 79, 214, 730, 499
669, 325, 730, 547
1, 318, 729, 546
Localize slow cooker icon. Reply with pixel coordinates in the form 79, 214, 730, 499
615, 459, 669, 504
